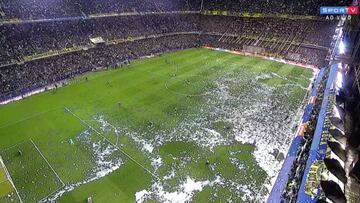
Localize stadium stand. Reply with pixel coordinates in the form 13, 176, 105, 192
0, 10, 336, 101
0, 0, 200, 20
269, 0, 360, 201
0, 2, 348, 103
0, 34, 200, 100
199, 16, 334, 67
201, 0, 353, 15
1, 0, 353, 20
0, 14, 200, 63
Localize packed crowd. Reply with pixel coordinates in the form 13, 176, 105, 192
0, 14, 200, 64
1, 14, 335, 65
0, 34, 199, 100
202, 0, 353, 16
200, 35, 329, 67
0, 0, 353, 20
200, 16, 336, 47
0, 0, 201, 20
199, 16, 334, 67
0, 12, 337, 100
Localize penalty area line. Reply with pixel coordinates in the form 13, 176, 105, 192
1, 140, 65, 203
0, 158, 24, 203
64, 107, 160, 180
29, 139, 65, 186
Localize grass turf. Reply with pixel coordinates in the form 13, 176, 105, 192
0, 167, 12, 199
0, 159, 17, 202
0, 48, 313, 202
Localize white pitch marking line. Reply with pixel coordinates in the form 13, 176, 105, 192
2, 140, 65, 202
64, 107, 160, 180
29, 139, 65, 186
0, 158, 24, 203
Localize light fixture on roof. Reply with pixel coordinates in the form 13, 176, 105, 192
329, 115, 345, 132
338, 40, 346, 55
332, 105, 345, 121
329, 127, 346, 145
335, 64, 344, 91
324, 158, 347, 184
327, 141, 346, 162
320, 180, 347, 203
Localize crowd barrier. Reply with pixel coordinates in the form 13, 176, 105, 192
296, 63, 338, 202
267, 67, 325, 202
203, 46, 317, 70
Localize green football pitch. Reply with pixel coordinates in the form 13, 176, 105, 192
0, 166, 12, 199
0, 48, 313, 202
0, 157, 20, 202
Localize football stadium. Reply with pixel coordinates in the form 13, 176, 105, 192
0, 1, 359, 203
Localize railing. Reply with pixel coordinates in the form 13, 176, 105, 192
267, 67, 325, 202
296, 63, 338, 202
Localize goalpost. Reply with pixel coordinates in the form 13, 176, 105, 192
0, 156, 23, 203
